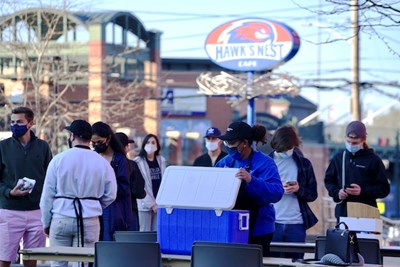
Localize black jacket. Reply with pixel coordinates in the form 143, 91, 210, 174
0, 132, 52, 210
128, 160, 146, 211
324, 148, 390, 219
193, 151, 227, 167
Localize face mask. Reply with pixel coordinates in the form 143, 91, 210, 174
68, 136, 73, 148
93, 143, 108, 153
10, 124, 29, 138
345, 142, 362, 154
205, 141, 219, 152
144, 143, 157, 154
275, 148, 294, 159
227, 146, 242, 160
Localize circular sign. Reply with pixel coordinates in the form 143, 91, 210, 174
205, 18, 300, 72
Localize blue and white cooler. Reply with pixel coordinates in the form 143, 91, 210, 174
156, 166, 250, 255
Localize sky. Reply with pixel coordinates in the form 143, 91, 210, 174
91, 0, 400, 127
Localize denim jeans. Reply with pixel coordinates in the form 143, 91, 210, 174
138, 210, 157, 231
49, 216, 99, 267
271, 223, 306, 259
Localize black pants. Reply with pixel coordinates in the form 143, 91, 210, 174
249, 233, 274, 257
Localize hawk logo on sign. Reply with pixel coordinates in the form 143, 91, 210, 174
227, 22, 275, 44
205, 18, 300, 71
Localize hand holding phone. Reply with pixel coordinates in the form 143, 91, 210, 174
344, 185, 354, 189
286, 181, 297, 186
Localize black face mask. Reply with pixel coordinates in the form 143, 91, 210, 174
93, 143, 108, 153
68, 136, 73, 148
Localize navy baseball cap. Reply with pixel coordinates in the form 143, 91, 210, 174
205, 127, 222, 138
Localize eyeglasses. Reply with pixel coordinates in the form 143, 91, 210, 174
223, 140, 240, 148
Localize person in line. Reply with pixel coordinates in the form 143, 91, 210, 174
0, 106, 52, 267
40, 119, 117, 267
215, 121, 284, 257
193, 126, 227, 167
269, 125, 318, 260
91, 122, 132, 240
324, 120, 390, 221
115, 132, 146, 231
134, 134, 166, 231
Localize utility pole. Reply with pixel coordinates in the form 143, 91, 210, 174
396, 130, 400, 218
351, 0, 361, 120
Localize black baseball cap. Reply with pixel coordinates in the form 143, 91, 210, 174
219, 121, 253, 141
115, 132, 135, 146
64, 119, 92, 140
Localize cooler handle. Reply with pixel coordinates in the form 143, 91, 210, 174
239, 213, 249, 230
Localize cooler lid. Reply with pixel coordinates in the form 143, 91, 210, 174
156, 166, 240, 210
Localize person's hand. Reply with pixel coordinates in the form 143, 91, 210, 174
236, 168, 252, 183
338, 188, 348, 200
344, 183, 361, 196
283, 181, 299, 194
152, 204, 158, 213
9, 182, 31, 197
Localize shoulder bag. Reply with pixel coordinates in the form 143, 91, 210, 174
325, 221, 363, 265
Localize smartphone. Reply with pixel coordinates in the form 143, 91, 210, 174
344, 185, 354, 189
286, 181, 296, 186
19, 181, 31, 191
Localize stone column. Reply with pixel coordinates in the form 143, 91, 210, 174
143, 30, 162, 135
88, 24, 106, 124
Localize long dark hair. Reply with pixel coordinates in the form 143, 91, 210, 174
139, 134, 161, 158
250, 124, 268, 145
91, 121, 126, 155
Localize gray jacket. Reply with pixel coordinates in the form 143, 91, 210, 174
134, 155, 166, 211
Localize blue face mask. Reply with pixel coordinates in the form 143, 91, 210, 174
227, 146, 243, 160
345, 142, 362, 153
10, 124, 29, 138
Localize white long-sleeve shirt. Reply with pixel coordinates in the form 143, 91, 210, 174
40, 146, 117, 228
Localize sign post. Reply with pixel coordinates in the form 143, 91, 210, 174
247, 71, 254, 125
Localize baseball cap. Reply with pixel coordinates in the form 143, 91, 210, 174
219, 121, 253, 141
64, 119, 92, 140
205, 127, 221, 138
346, 121, 367, 138
115, 132, 135, 146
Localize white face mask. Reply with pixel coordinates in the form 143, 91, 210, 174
144, 143, 157, 154
205, 140, 219, 152
275, 148, 294, 159
345, 142, 362, 154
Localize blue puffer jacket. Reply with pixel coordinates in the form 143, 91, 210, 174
215, 150, 284, 236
